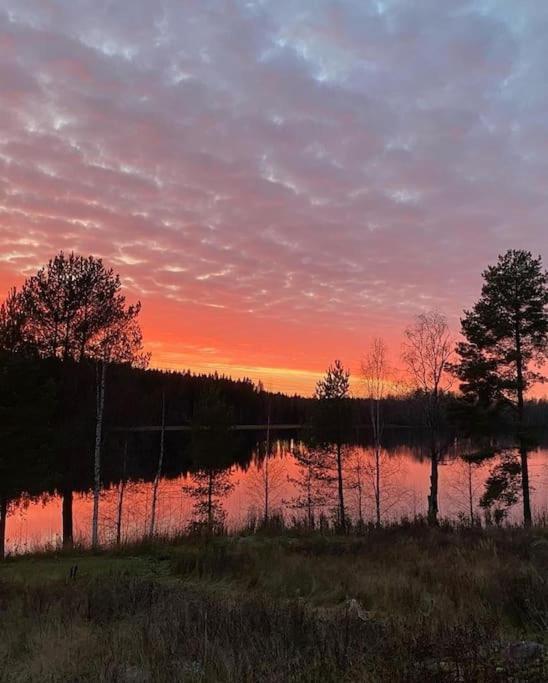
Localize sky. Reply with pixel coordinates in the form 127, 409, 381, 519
1, 0, 548, 395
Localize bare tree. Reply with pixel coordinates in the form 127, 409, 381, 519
246, 422, 286, 525
402, 312, 453, 525
361, 338, 388, 526
149, 391, 166, 538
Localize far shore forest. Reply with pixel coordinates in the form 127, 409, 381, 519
1, 249, 548, 556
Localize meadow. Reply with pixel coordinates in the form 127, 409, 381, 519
0, 522, 546, 682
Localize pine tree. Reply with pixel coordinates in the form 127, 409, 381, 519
453, 250, 548, 526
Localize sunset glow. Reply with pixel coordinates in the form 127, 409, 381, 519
2, 2, 548, 394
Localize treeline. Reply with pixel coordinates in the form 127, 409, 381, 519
1, 248, 548, 553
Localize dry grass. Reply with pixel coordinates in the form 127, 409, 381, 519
0, 524, 546, 681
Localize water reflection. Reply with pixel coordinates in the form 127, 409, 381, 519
3, 432, 548, 554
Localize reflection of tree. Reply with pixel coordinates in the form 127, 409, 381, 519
286, 444, 329, 529
246, 453, 286, 525
183, 468, 234, 533
445, 456, 483, 524
480, 451, 522, 525
348, 447, 408, 525
184, 386, 238, 533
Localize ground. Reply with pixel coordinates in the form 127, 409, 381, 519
0, 524, 546, 681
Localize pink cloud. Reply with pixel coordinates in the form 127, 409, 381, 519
1, 1, 548, 392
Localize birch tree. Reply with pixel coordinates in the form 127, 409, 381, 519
149, 391, 166, 537
402, 312, 452, 525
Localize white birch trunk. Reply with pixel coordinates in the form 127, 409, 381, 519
92, 361, 106, 548
149, 391, 166, 538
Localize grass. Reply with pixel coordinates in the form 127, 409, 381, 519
0, 524, 547, 681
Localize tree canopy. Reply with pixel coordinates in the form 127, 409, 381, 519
0, 252, 148, 367
454, 250, 548, 413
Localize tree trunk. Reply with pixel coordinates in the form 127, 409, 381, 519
467, 463, 474, 526
91, 361, 106, 549
207, 472, 213, 531
116, 440, 128, 546
307, 476, 313, 529
264, 409, 271, 524
375, 446, 381, 527
520, 443, 532, 527
62, 488, 74, 548
149, 392, 166, 538
515, 328, 532, 527
336, 442, 346, 531
263, 459, 269, 524
0, 497, 7, 560
427, 447, 439, 526
356, 462, 364, 524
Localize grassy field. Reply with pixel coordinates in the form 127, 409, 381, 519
0, 524, 546, 681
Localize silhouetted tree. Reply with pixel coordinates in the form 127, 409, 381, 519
0, 354, 55, 557
0, 252, 148, 547
403, 312, 453, 525
312, 361, 352, 530
453, 250, 548, 526
361, 338, 391, 526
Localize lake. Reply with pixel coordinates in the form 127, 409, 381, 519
5, 430, 547, 554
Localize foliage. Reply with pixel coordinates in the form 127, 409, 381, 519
453, 250, 548, 412
0, 251, 148, 366
480, 452, 522, 523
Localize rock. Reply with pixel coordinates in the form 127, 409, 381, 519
347, 598, 373, 621
503, 640, 544, 664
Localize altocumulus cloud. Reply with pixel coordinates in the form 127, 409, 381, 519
1, 0, 548, 389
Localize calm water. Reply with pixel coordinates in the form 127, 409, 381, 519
5, 436, 548, 554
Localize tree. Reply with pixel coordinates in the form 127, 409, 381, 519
0, 354, 55, 557
184, 387, 237, 533
402, 312, 453, 525
361, 338, 389, 526
453, 250, 548, 526
312, 360, 352, 530
0, 252, 148, 547
149, 391, 166, 538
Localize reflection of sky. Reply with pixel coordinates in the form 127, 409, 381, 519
2, 2, 548, 393
7, 444, 547, 553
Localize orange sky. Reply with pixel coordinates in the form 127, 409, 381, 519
3, 1, 548, 397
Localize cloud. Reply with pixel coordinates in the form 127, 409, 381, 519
1, 0, 548, 391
